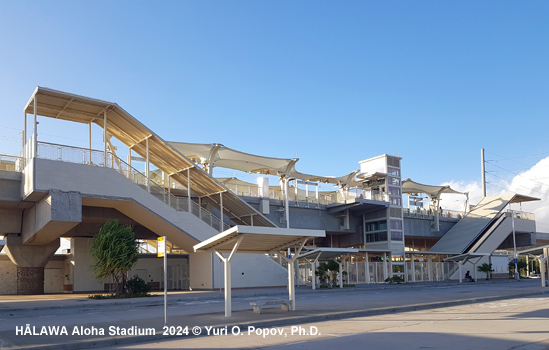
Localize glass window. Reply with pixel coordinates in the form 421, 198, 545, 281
387, 167, 400, 177
391, 231, 403, 241
365, 232, 388, 242
390, 197, 402, 206
392, 265, 404, 273
365, 220, 387, 232
388, 177, 400, 186
388, 187, 401, 196
390, 220, 403, 230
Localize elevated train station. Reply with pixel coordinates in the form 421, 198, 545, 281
0, 87, 546, 295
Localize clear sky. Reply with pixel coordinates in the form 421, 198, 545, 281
0, 1, 548, 204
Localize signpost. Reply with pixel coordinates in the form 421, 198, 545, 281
158, 236, 167, 325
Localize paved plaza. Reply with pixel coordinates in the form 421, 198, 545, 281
0, 280, 547, 349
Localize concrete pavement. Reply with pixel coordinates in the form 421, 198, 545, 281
0, 279, 547, 349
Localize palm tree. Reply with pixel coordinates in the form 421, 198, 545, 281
477, 263, 494, 280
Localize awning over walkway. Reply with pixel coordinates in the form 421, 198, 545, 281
194, 225, 325, 316
24, 87, 274, 227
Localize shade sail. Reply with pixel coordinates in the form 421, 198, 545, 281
402, 178, 463, 199
169, 141, 360, 187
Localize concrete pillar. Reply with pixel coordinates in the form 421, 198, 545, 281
3, 235, 59, 294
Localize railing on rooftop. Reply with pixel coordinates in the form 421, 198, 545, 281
32, 141, 230, 231
504, 210, 535, 221
403, 207, 466, 219
0, 154, 24, 172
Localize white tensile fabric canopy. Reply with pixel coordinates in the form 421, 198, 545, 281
169, 141, 360, 187
401, 178, 463, 200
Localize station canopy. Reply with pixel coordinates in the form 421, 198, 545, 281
402, 178, 463, 200
193, 225, 325, 255
24, 87, 274, 227
169, 142, 361, 187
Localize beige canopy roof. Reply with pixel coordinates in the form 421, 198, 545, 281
402, 178, 463, 200
169, 141, 360, 187
24, 87, 274, 227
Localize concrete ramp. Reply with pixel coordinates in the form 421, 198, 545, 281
23, 158, 220, 251
429, 194, 515, 254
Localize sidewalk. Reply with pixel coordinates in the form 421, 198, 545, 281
0, 279, 547, 350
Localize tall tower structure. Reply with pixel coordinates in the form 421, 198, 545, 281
358, 154, 405, 278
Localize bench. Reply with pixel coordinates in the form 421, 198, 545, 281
250, 300, 291, 314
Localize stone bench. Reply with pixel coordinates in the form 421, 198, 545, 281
250, 300, 291, 314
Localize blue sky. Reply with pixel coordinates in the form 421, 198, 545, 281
0, 1, 548, 188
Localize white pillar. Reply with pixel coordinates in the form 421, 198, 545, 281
540, 256, 546, 288
219, 192, 224, 232
224, 259, 231, 316
383, 253, 388, 281
339, 261, 343, 288
88, 122, 92, 164
103, 110, 107, 166
365, 252, 370, 284
24, 112, 27, 155
187, 168, 191, 212
33, 96, 37, 158
146, 137, 150, 192
284, 178, 290, 228
428, 256, 433, 281
411, 255, 416, 283
288, 260, 296, 310
459, 263, 463, 283
311, 260, 316, 290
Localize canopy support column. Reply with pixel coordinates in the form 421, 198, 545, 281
338, 259, 344, 288
459, 262, 463, 283
219, 192, 224, 232
146, 137, 150, 193
383, 252, 389, 280
411, 254, 416, 283
281, 238, 308, 311
215, 236, 243, 318
23, 111, 27, 157
103, 110, 107, 166
88, 122, 92, 164
284, 177, 291, 228
310, 255, 320, 290
33, 95, 38, 158
428, 256, 433, 281
365, 252, 370, 284
187, 168, 191, 212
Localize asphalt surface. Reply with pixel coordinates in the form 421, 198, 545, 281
0, 279, 547, 350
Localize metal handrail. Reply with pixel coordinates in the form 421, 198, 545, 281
34, 141, 230, 231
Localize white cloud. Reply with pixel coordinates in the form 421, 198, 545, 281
439, 157, 549, 233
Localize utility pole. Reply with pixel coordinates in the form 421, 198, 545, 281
481, 148, 486, 198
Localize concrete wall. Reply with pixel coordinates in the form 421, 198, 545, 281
212, 254, 288, 289
189, 252, 213, 290
0, 258, 17, 294
70, 237, 104, 292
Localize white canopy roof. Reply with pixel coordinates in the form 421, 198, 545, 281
169, 141, 360, 187
193, 225, 325, 254
402, 178, 463, 200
